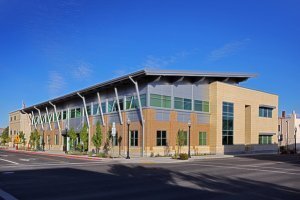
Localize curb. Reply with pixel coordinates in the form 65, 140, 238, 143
1, 149, 103, 161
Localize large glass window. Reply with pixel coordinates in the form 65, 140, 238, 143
194, 100, 210, 112
93, 103, 107, 115
75, 108, 81, 118
62, 111, 67, 120
259, 135, 272, 144
199, 132, 207, 146
174, 97, 192, 110
150, 94, 171, 108
130, 130, 138, 146
86, 105, 91, 116
156, 130, 167, 146
222, 102, 234, 145
182, 131, 188, 146
70, 109, 76, 118
259, 107, 273, 118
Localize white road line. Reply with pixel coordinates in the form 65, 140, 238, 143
0, 158, 19, 165
0, 188, 18, 200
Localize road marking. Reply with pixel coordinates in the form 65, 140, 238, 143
0, 188, 18, 200
0, 155, 8, 157
0, 158, 19, 165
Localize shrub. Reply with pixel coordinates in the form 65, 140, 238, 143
178, 153, 189, 160
150, 152, 154, 157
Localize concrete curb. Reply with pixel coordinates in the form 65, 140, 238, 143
1, 149, 103, 161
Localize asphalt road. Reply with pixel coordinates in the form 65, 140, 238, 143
0, 150, 300, 200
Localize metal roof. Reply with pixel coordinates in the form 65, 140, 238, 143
21, 69, 256, 113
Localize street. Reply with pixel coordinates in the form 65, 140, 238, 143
0, 150, 300, 200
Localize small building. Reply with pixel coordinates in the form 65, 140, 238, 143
9, 110, 31, 147
278, 111, 300, 152
16, 69, 278, 156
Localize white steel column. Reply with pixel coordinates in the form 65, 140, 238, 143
114, 87, 123, 125
49, 102, 62, 136
31, 111, 37, 129
45, 107, 52, 131
97, 92, 106, 126
77, 92, 91, 151
129, 76, 145, 157
34, 107, 44, 131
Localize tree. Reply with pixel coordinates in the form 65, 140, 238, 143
92, 121, 103, 153
0, 126, 10, 145
29, 129, 40, 150
176, 129, 186, 155
80, 124, 88, 152
19, 131, 26, 146
68, 128, 77, 151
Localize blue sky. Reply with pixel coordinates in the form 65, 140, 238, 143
0, 0, 299, 127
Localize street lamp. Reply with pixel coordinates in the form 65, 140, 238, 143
126, 118, 131, 159
64, 128, 68, 154
42, 130, 45, 151
286, 121, 289, 152
295, 127, 297, 154
188, 120, 191, 158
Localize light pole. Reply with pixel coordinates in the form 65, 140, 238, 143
188, 120, 191, 158
64, 128, 68, 154
126, 118, 131, 159
295, 127, 297, 154
286, 121, 289, 152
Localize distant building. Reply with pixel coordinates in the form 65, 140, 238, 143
278, 111, 300, 151
0, 128, 4, 136
16, 69, 278, 155
9, 110, 31, 147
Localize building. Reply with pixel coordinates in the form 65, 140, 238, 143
9, 110, 31, 147
278, 111, 300, 152
0, 128, 4, 136
18, 69, 278, 156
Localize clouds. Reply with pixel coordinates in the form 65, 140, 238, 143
72, 62, 93, 80
47, 61, 94, 97
48, 71, 66, 98
208, 39, 250, 61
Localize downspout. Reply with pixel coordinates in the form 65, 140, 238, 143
77, 92, 91, 152
129, 76, 145, 157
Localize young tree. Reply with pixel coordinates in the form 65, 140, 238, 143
176, 129, 186, 155
68, 128, 77, 151
80, 124, 88, 152
92, 121, 103, 153
0, 126, 10, 145
19, 131, 26, 146
29, 129, 40, 150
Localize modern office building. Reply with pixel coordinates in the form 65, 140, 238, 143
16, 69, 278, 156
278, 111, 300, 152
8, 110, 31, 147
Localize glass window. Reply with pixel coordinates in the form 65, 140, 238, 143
259, 107, 273, 118
259, 135, 272, 144
156, 130, 167, 146
54, 135, 59, 145
75, 108, 81, 118
62, 111, 67, 120
130, 130, 138, 146
108, 100, 115, 112
199, 132, 207, 146
194, 100, 210, 112
70, 109, 76, 118
86, 105, 91, 116
222, 102, 234, 145
140, 94, 147, 107
174, 97, 184, 109
150, 94, 171, 108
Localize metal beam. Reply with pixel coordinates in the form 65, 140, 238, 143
97, 92, 106, 126
114, 87, 123, 125
77, 92, 91, 152
31, 111, 37, 129
49, 102, 61, 136
129, 76, 145, 157
45, 107, 52, 131
34, 107, 44, 130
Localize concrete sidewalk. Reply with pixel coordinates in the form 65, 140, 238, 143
2, 148, 236, 164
